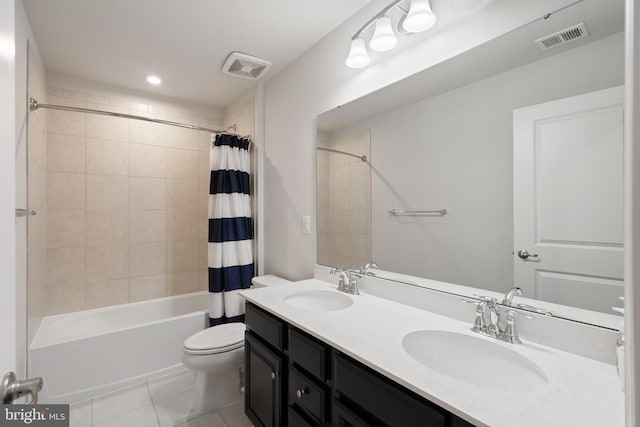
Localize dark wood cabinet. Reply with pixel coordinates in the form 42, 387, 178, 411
244, 302, 476, 427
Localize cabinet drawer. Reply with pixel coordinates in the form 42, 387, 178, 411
288, 366, 326, 425
245, 303, 285, 350
289, 328, 328, 380
288, 407, 315, 427
335, 353, 446, 427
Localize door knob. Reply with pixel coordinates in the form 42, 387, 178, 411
517, 250, 538, 260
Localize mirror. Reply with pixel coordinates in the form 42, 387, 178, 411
316, 0, 625, 328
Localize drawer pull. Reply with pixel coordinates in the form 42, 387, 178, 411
271, 371, 279, 380
296, 388, 308, 399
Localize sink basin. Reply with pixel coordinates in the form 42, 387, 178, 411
402, 330, 548, 393
284, 290, 353, 311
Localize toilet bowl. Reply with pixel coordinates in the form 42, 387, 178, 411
182, 275, 291, 414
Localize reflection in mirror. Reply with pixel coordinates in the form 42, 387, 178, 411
316, 0, 624, 327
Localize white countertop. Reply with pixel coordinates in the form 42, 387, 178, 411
241, 279, 625, 427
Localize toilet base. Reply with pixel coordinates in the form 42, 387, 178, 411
192, 368, 243, 414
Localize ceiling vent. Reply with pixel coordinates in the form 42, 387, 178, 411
221, 52, 272, 80
535, 23, 590, 51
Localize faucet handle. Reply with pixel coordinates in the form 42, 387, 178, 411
461, 298, 487, 333
501, 310, 534, 344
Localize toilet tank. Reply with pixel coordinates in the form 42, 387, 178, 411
251, 275, 291, 288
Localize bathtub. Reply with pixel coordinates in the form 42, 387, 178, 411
29, 292, 209, 404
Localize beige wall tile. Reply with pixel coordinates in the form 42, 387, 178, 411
46, 246, 86, 286
47, 172, 86, 210
129, 242, 166, 277
198, 181, 210, 211
198, 151, 210, 184
166, 179, 198, 210
198, 240, 208, 269
129, 177, 166, 210
130, 210, 166, 243
167, 270, 200, 296
46, 283, 86, 315
166, 126, 198, 150
198, 131, 212, 152
167, 148, 198, 180
199, 268, 209, 291
47, 210, 86, 248
86, 210, 129, 246
129, 143, 166, 177
47, 109, 85, 137
87, 112, 128, 141
87, 138, 129, 175
166, 210, 200, 241
129, 120, 166, 146
130, 274, 166, 302
86, 279, 129, 309
86, 244, 129, 282
166, 240, 199, 273
47, 134, 86, 173
198, 210, 209, 240
86, 174, 129, 210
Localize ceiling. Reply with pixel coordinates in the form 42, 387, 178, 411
21, 0, 371, 109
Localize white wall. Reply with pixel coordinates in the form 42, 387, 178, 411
0, 0, 17, 375
263, 0, 581, 280
340, 34, 623, 293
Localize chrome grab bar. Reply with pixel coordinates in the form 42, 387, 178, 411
1, 372, 43, 404
389, 209, 447, 216
15, 209, 36, 217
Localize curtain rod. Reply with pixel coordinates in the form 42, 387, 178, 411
316, 146, 367, 162
29, 98, 252, 141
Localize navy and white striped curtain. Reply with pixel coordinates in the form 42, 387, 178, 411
208, 134, 254, 326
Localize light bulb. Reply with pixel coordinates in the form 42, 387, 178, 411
403, 0, 437, 33
146, 75, 162, 85
345, 38, 370, 69
369, 16, 398, 52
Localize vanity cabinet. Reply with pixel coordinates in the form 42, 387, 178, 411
245, 302, 475, 427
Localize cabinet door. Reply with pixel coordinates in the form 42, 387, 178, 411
245, 332, 283, 427
333, 399, 376, 427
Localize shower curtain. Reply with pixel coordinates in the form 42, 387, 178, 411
208, 133, 254, 326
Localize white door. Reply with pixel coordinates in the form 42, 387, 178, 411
0, 0, 17, 374
513, 86, 624, 314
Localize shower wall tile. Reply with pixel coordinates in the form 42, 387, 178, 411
47, 210, 86, 248
86, 210, 129, 246
47, 172, 86, 210
44, 82, 225, 314
130, 210, 166, 243
46, 246, 86, 286
129, 177, 166, 210
87, 138, 129, 175
166, 127, 199, 151
130, 274, 167, 302
87, 174, 129, 210
167, 270, 200, 296
46, 283, 86, 315
166, 240, 199, 273
129, 243, 166, 277
86, 279, 130, 309
167, 148, 198, 180
47, 134, 86, 173
86, 244, 129, 283
166, 179, 198, 210
166, 210, 200, 241
129, 143, 166, 177
129, 119, 166, 146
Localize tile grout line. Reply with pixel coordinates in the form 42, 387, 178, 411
146, 381, 163, 427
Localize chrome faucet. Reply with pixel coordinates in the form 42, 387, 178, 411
330, 268, 350, 292
359, 262, 378, 275
502, 287, 523, 305
462, 295, 534, 344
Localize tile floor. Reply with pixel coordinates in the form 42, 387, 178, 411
69, 370, 254, 427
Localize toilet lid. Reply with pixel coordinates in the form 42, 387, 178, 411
184, 323, 245, 355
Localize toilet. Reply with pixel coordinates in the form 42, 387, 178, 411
182, 275, 291, 414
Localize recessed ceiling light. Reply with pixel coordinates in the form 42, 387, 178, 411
146, 75, 162, 85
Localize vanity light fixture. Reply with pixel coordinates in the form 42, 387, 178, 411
346, 0, 437, 68
146, 75, 162, 85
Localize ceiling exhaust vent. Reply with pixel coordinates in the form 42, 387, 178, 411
221, 52, 272, 80
535, 23, 590, 51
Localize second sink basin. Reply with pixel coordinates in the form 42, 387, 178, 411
402, 330, 548, 393
284, 290, 353, 311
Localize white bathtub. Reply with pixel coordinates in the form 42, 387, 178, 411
29, 292, 209, 404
